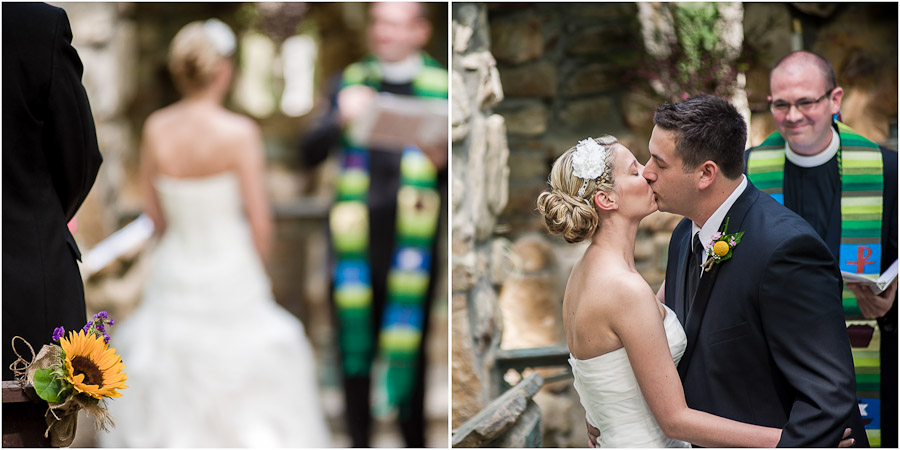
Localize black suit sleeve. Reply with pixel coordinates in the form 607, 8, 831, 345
299, 75, 343, 169
44, 7, 101, 222
758, 230, 859, 447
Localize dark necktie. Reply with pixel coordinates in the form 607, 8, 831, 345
685, 233, 704, 316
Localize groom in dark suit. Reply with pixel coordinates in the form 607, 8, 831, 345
2, 2, 102, 380
639, 95, 866, 447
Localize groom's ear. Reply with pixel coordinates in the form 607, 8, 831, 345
594, 190, 618, 211
697, 161, 718, 190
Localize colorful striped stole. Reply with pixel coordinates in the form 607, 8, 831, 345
747, 121, 884, 446
331, 53, 447, 411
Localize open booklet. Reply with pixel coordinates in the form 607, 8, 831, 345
842, 259, 898, 294
348, 93, 448, 151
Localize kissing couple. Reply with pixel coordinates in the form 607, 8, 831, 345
537, 95, 867, 447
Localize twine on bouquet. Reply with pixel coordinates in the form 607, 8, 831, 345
10, 336, 35, 383
9, 335, 114, 447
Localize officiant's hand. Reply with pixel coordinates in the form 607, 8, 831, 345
586, 419, 600, 447
413, 135, 448, 170
848, 279, 898, 319
337, 85, 377, 125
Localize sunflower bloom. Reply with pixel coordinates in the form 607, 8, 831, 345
59, 330, 128, 399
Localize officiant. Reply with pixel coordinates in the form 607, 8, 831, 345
746, 50, 897, 448
298, 2, 447, 447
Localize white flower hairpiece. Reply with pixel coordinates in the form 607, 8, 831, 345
572, 138, 609, 198
204, 19, 236, 57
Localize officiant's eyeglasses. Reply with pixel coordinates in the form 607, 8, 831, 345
769, 88, 834, 115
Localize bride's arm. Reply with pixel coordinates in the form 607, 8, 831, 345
140, 119, 165, 236
234, 119, 273, 264
610, 276, 782, 448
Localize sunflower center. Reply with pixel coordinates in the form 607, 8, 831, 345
71, 356, 104, 386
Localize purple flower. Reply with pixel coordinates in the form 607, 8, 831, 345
52, 327, 65, 342
109, 318, 115, 325
103, 334, 110, 344
97, 323, 106, 332
96, 311, 109, 320
83, 322, 93, 333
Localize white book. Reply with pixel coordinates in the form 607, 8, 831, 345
841, 259, 898, 294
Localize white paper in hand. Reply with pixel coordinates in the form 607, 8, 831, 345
842, 259, 898, 294
349, 93, 448, 151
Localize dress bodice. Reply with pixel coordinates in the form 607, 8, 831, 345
569, 304, 691, 448
147, 172, 268, 312
154, 172, 246, 255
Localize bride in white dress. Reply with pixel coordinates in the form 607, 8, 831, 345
99, 20, 331, 447
537, 137, 786, 448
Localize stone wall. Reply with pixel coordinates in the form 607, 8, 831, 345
450, 2, 511, 429
481, 2, 677, 312
487, 3, 647, 238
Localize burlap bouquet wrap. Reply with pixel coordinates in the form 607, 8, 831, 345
13, 337, 114, 447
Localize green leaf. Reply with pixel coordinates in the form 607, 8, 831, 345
33, 368, 65, 403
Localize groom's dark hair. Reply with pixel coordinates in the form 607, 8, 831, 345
653, 95, 747, 179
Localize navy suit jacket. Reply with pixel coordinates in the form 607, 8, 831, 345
664, 181, 868, 447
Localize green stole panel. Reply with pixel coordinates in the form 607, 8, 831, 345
747, 121, 884, 446
330, 53, 447, 412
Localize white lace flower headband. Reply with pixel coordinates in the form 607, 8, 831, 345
571, 138, 610, 198
204, 19, 236, 57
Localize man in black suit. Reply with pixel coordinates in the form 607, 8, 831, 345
644, 95, 867, 446
2, 2, 102, 381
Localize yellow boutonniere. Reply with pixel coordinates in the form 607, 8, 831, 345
701, 217, 744, 272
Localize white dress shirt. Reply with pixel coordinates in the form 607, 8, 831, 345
691, 175, 748, 265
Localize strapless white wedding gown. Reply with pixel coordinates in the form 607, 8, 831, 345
569, 304, 691, 448
99, 172, 331, 448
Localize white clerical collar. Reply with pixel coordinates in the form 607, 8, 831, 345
692, 175, 748, 263
380, 53, 424, 84
784, 127, 840, 168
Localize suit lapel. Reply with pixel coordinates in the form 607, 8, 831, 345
677, 182, 761, 378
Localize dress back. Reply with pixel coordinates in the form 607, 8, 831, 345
148, 172, 269, 313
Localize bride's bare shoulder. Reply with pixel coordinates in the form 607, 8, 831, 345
578, 268, 654, 312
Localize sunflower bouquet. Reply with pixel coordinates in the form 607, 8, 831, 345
12, 311, 127, 447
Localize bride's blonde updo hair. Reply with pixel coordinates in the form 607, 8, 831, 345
536, 135, 618, 243
168, 19, 236, 94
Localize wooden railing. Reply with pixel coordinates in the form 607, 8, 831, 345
2, 380, 50, 447
495, 344, 572, 390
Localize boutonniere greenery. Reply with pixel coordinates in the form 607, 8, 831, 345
701, 217, 743, 272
